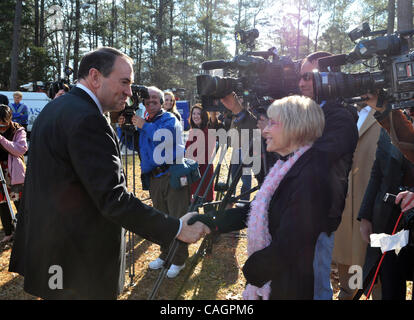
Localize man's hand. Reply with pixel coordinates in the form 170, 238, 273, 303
177, 212, 211, 243
131, 115, 146, 129
360, 218, 373, 244
361, 92, 386, 113
395, 191, 414, 212
220, 92, 243, 114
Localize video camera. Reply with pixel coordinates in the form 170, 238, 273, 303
312, 22, 414, 108
48, 80, 72, 99
121, 84, 149, 131
196, 29, 301, 112
48, 66, 75, 99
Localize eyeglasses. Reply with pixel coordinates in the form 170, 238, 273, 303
300, 72, 314, 81
0, 124, 8, 128
269, 120, 282, 127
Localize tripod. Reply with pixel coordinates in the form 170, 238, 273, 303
119, 126, 141, 287
148, 136, 266, 300
0, 165, 17, 229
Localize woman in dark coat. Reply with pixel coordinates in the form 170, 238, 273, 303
191, 95, 331, 299
185, 104, 215, 202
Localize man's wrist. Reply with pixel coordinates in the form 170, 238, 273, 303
175, 219, 182, 239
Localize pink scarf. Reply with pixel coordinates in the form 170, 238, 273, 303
243, 144, 312, 300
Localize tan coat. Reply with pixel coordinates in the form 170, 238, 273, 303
332, 108, 381, 266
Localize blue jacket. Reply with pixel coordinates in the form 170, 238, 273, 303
9, 102, 29, 125
139, 110, 184, 174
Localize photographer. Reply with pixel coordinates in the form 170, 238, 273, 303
220, 94, 258, 206
299, 52, 359, 300
119, 86, 191, 278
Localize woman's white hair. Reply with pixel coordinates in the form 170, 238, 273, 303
267, 95, 325, 146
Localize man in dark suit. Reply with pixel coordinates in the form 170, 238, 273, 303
8, 47, 209, 300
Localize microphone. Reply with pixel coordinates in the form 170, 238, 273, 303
201, 60, 229, 70
317, 54, 347, 71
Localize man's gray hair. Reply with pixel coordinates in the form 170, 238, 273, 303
147, 86, 165, 102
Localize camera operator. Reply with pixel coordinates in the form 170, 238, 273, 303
298, 52, 359, 300
118, 86, 191, 279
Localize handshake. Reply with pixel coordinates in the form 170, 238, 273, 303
176, 209, 242, 243
176, 211, 218, 243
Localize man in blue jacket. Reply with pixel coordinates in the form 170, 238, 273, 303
9, 91, 28, 131
131, 86, 191, 279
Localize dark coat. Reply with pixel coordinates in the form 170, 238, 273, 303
358, 128, 414, 279
222, 148, 330, 299
313, 100, 359, 233
9, 87, 180, 299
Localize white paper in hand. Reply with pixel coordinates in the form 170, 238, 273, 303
370, 230, 409, 254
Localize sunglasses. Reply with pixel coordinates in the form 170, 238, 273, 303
0, 124, 8, 128
300, 72, 314, 81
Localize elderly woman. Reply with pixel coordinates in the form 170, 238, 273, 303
190, 95, 331, 299
0, 104, 27, 244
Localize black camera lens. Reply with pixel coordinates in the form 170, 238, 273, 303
196, 75, 238, 98
313, 71, 386, 102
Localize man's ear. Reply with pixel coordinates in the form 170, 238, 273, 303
89, 68, 102, 89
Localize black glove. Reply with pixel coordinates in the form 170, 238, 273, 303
188, 206, 248, 234
188, 211, 218, 233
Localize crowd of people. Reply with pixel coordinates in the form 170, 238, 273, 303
1, 46, 414, 300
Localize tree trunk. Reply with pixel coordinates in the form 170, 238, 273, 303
10, 0, 23, 90
296, 2, 301, 59
169, 0, 174, 56
73, 0, 80, 79
397, 0, 412, 47
40, 0, 45, 46
387, 0, 395, 34
35, 0, 39, 46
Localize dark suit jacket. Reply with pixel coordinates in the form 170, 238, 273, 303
220, 148, 330, 299
9, 87, 180, 299
358, 128, 414, 278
